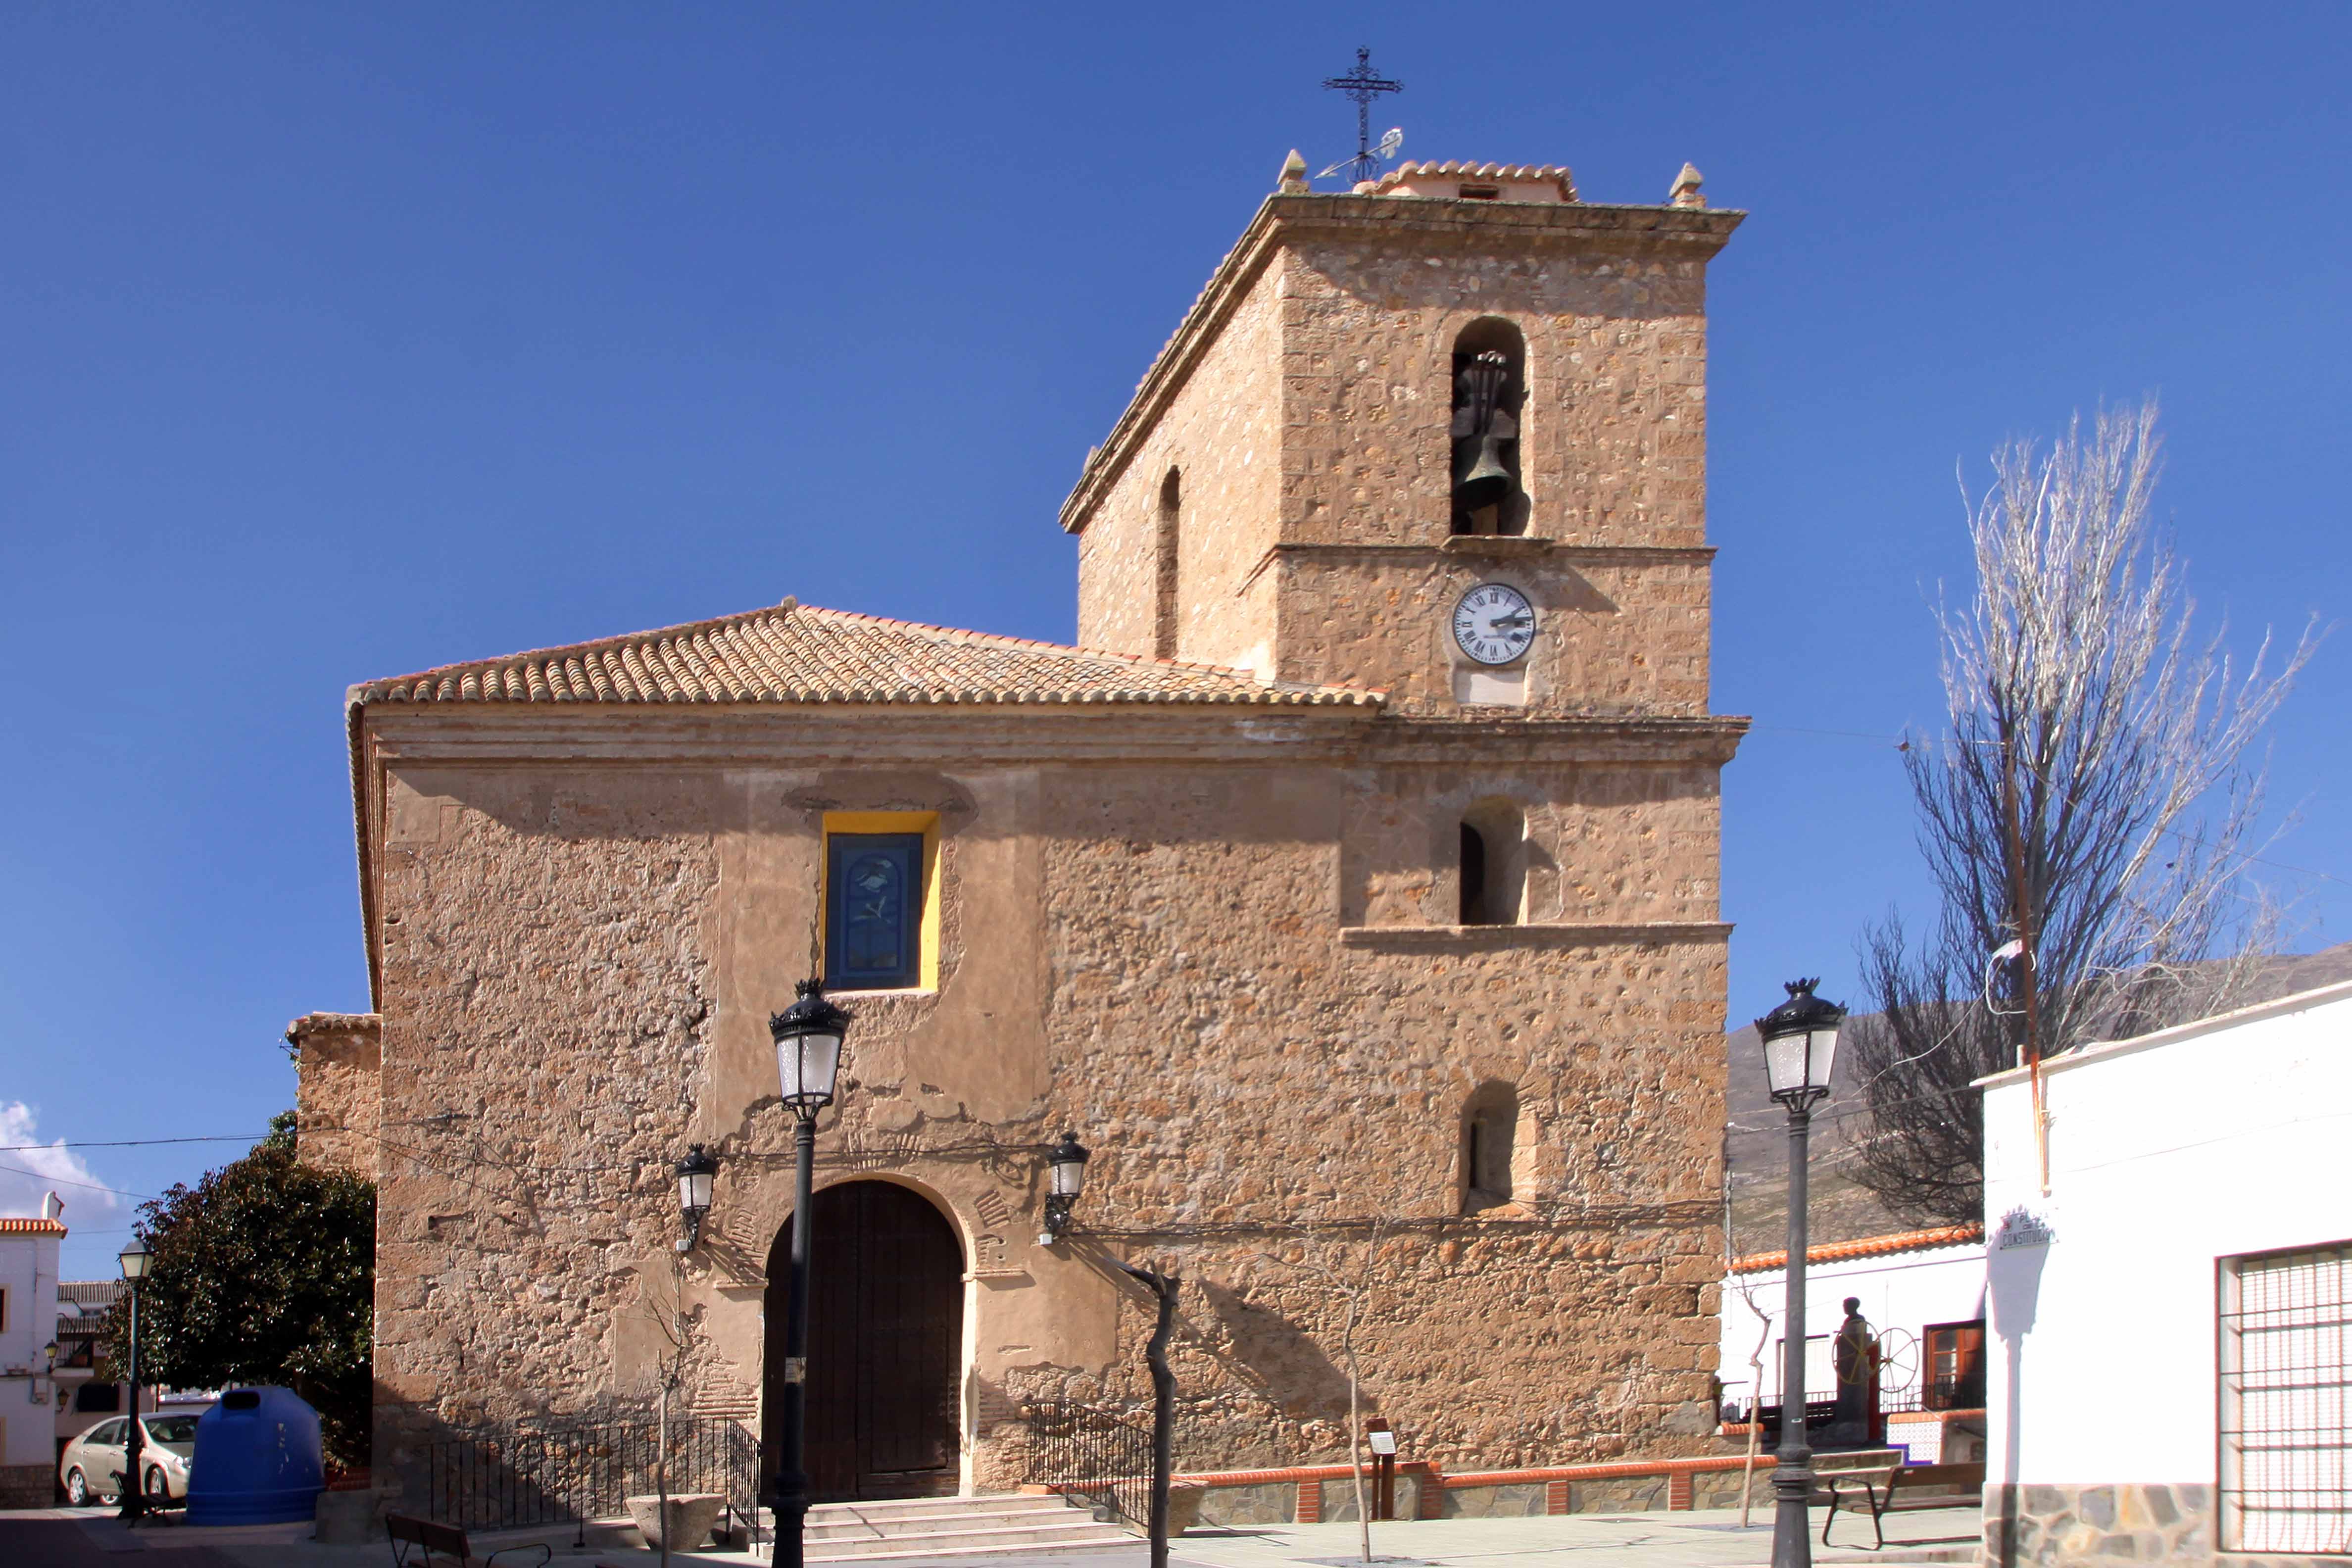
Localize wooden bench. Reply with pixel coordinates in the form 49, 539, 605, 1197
1813, 1460, 1987, 1551
387, 1513, 555, 1568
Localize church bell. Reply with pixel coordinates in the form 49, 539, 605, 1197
1452, 349, 1518, 514
1457, 433, 1514, 506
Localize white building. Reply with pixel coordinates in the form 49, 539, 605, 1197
0, 1195, 67, 1507
1721, 1224, 1988, 1466
1982, 979, 2352, 1565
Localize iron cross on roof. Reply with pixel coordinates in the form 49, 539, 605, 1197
1320, 46, 1403, 188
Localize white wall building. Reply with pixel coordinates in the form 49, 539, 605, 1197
0, 1195, 67, 1506
1721, 1225, 1988, 1466
1982, 979, 2352, 1566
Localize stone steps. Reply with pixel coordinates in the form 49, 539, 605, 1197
777, 1495, 1132, 1562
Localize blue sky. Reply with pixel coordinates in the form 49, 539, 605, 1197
4, 3, 2347, 1278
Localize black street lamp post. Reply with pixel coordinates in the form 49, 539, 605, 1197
1755, 979, 1847, 1568
767, 980, 852, 1568
116, 1236, 153, 1521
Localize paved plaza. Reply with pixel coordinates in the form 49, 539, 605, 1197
0, 1506, 1981, 1568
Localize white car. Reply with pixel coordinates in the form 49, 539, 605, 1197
58, 1411, 203, 1506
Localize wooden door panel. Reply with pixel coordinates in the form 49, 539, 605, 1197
765, 1180, 964, 1502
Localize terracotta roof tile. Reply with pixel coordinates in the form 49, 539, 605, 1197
0, 1218, 68, 1236
1728, 1222, 1983, 1275
1372, 161, 1579, 199
351, 602, 1384, 712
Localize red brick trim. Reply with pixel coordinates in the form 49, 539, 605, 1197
1296, 1478, 1321, 1523
1668, 1472, 1694, 1510
1544, 1478, 1570, 1516
1446, 1456, 1761, 1486
1168, 1461, 1441, 1488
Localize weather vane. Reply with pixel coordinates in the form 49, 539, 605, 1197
1320, 46, 1403, 187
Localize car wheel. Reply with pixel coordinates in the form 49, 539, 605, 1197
65, 1468, 88, 1506
145, 1466, 172, 1505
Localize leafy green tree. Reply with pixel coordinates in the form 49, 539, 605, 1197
102, 1112, 375, 1467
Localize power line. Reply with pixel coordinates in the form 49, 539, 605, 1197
0, 1136, 265, 1153
0, 1162, 157, 1200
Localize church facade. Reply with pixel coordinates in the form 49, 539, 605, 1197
301, 153, 1748, 1504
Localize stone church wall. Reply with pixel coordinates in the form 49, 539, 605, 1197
1075, 275, 1284, 672
288, 1010, 383, 1180
1273, 210, 1714, 553
353, 718, 1730, 1500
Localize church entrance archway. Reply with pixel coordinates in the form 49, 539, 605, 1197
762, 1179, 965, 1501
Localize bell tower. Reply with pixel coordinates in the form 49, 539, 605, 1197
1062, 155, 1741, 718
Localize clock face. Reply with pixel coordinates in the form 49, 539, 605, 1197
1452, 583, 1537, 666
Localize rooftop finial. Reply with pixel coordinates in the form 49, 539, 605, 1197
1669, 162, 1706, 208
1278, 149, 1310, 194
1319, 47, 1403, 189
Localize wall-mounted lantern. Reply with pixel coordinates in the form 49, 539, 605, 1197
676, 1144, 719, 1253
1038, 1132, 1090, 1246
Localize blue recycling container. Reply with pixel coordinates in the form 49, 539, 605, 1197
184, 1386, 325, 1526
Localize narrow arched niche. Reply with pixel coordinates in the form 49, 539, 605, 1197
1449, 317, 1528, 536
1461, 1081, 1519, 1213
1459, 797, 1527, 926
1154, 468, 1181, 660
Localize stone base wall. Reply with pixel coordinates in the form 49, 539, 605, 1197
1983, 1482, 2211, 1566
1195, 1481, 1294, 1527
1687, 1464, 1776, 1511
0, 1463, 56, 1508
1440, 1480, 1548, 1518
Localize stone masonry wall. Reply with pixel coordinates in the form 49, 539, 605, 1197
359, 712, 1732, 1499
1342, 756, 1725, 930
1274, 211, 1716, 554
1275, 543, 1712, 717
1983, 1482, 2215, 1567
289, 1011, 383, 1179
1076, 275, 1283, 672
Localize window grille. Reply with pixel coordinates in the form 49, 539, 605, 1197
2220, 1241, 2352, 1554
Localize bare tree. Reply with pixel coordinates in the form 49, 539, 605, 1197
1253, 1226, 1389, 1565
1853, 402, 2315, 1222
1730, 1280, 1773, 1528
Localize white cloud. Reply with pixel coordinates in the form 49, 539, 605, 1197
0, 1102, 124, 1226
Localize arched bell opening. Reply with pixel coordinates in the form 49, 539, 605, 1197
762, 1179, 966, 1501
1449, 317, 1528, 536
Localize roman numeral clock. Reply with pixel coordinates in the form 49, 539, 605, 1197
1452, 582, 1537, 666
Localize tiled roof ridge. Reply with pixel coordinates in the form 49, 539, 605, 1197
1379, 159, 1577, 185
350, 599, 1385, 709
1728, 1221, 1984, 1275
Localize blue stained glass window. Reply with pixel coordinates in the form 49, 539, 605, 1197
826, 833, 924, 989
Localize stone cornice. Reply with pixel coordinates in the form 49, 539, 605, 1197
1338, 921, 1731, 952
1271, 539, 1717, 569
1059, 194, 1743, 537
355, 704, 1746, 768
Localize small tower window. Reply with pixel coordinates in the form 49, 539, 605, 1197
1449, 318, 1527, 536
1459, 822, 1488, 925
1155, 468, 1181, 660
1458, 798, 1526, 926
1461, 1081, 1519, 1213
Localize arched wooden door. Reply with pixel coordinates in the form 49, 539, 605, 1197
763, 1180, 965, 1501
